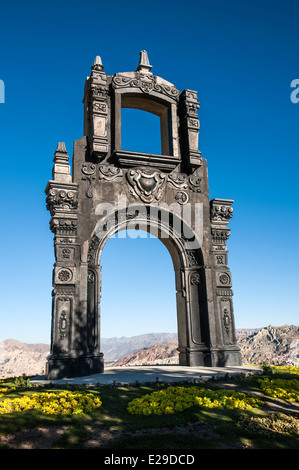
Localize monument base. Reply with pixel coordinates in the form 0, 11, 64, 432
45, 354, 104, 380
179, 346, 242, 368
210, 348, 243, 367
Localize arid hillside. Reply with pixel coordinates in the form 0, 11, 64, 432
0, 325, 298, 379
112, 343, 179, 367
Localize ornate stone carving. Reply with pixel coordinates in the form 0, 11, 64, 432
175, 191, 189, 205
188, 175, 202, 192
62, 248, 72, 259
99, 165, 123, 181
81, 163, 96, 198
57, 268, 73, 283
55, 296, 72, 353
211, 229, 230, 246
91, 84, 109, 100
218, 272, 231, 286
167, 173, 201, 192
216, 254, 227, 265
93, 102, 107, 113
88, 62, 109, 161
210, 199, 233, 223
59, 310, 67, 339
186, 250, 199, 267
179, 89, 202, 169
88, 235, 101, 264
57, 237, 74, 244
53, 286, 75, 295
217, 289, 233, 296
46, 188, 78, 213
190, 272, 202, 285
167, 173, 188, 189
126, 168, 166, 203
112, 73, 179, 101
58, 270, 71, 282
50, 218, 77, 235
223, 308, 230, 334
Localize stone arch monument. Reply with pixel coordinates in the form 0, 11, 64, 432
45, 51, 242, 379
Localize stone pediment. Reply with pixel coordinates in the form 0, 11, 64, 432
112, 71, 180, 102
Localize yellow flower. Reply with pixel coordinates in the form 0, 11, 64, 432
127, 386, 260, 415
0, 390, 102, 415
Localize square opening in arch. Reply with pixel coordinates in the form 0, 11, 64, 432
121, 108, 162, 155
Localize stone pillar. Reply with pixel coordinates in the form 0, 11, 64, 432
209, 198, 242, 366
183, 249, 212, 367
45, 144, 78, 378
83, 56, 109, 161
179, 89, 202, 170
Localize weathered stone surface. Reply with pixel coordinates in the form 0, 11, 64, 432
45, 51, 242, 379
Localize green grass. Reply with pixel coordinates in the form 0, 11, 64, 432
0, 367, 298, 449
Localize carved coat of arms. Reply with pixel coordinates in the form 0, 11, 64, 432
126, 168, 166, 203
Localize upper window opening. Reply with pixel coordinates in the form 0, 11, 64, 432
121, 108, 162, 155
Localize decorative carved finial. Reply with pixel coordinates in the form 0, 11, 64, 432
92, 55, 104, 71
53, 142, 71, 182
56, 142, 67, 154
136, 50, 152, 73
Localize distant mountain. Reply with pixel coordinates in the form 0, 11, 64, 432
0, 333, 178, 379
0, 339, 49, 379
0, 325, 298, 379
109, 325, 299, 368
101, 332, 178, 362
112, 343, 179, 367
235, 328, 260, 340
238, 324, 299, 365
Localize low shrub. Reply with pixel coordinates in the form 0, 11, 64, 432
238, 412, 299, 436
271, 366, 299, 376
0, 387, 16, 398
258, 377, 299, 402
0, 391, 102, 415
127, 386, 260, 415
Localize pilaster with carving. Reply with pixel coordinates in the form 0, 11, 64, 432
45, 143, 80, 364
83, 56, 109, 161
179, 89, 202, 171
210, 198, 240, 359
183, 249, 211, 365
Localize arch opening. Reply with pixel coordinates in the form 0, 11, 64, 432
88, 207, 208, 369
100, 229, 179, 365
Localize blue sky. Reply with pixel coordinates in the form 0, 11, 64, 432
0, 0, 298, 343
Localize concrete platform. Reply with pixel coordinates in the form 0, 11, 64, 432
31, 364, 261, 386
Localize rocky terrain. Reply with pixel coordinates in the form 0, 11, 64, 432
0, 325, 298, 379
0, 339, 49, 379
110, 325, 299, 368
102, 333, 177, 362
112, 343, 179, 367
237, 324, 299, 365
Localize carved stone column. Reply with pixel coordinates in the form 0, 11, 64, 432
45, 144, 82, 379
183, 250, 211, 366
209, 198, 242, 366
179, 89, 202, 170
83, 56, 109, 161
